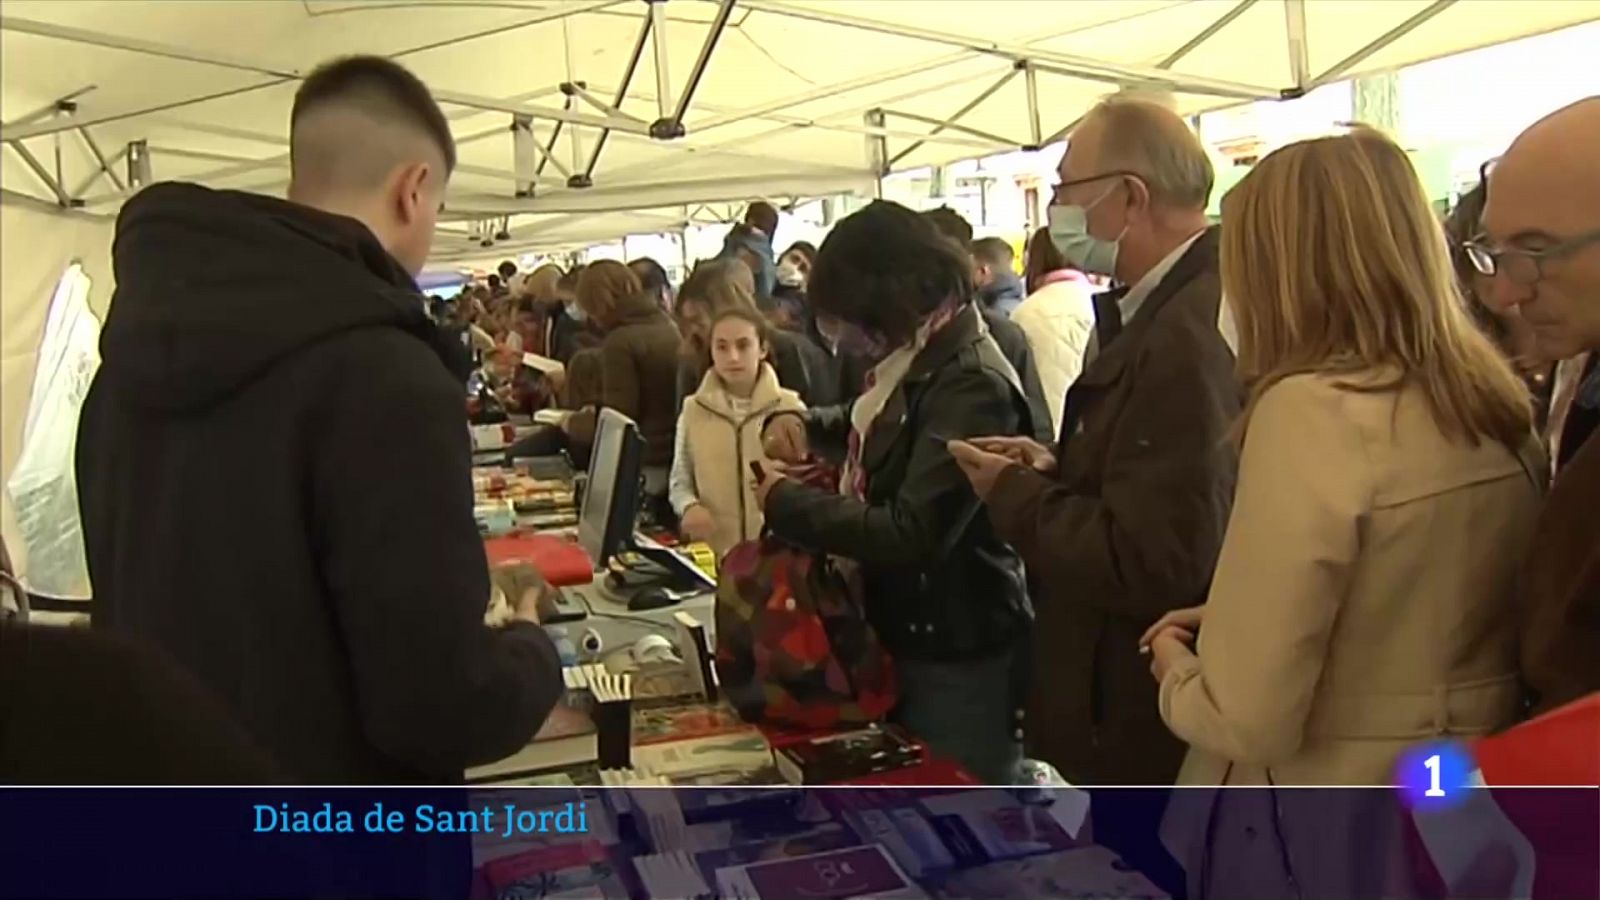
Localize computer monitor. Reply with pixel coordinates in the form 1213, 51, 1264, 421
577, 408, 644, 570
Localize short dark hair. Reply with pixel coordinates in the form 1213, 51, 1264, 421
780, 241, 817, 266
628, 257, 671, 300
1023, 225, 1070, 291
745, 201, 780, 236
810, 200, 973, 346
291, 55, 456, 173
921, 206, 973, 246
498, 260, 518, 280
1444, 183, 1504, 345
487, 273, 502, 291
971, 237, 1014, 268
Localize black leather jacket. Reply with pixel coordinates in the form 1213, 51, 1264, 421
763, 304, 1035, 662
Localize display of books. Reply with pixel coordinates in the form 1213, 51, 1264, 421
631, 699, 753, 746
479, 841, 637, 900
774, 725, 925, 785
631, 730, 777, 784
714, 844, 928, 899
919, 790, 1082, 867
926, 846, 1168, 899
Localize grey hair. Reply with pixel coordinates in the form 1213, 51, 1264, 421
1084, 96, 1214, 211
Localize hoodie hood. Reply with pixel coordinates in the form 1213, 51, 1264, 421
102, 182, 440, 412
716, 224, 777, 297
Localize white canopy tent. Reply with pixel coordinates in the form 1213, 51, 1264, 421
3, 0, 1597, 258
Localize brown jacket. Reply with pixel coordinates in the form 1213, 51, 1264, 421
593, 293, 682, 467
985, 227, 1239, 785
1521, 425, 1600, 714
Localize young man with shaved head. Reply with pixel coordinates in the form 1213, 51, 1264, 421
77, 57, 562, 784
1479, 96, 1600, 714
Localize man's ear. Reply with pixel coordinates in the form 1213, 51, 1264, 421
395, 162, 432, 224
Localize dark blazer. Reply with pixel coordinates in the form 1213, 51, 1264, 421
985, 228, 1240, 784
764, 303, 1036, 662
1521, 417, 1600, 714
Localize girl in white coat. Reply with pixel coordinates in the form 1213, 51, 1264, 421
670, 307, 805, 558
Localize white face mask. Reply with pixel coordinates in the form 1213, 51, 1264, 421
1047, 181, 1126, 278
776, 260, 804, 287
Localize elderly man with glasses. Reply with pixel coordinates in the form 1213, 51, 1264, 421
1478, 96, 1600, 717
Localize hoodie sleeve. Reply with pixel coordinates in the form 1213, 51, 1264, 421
310, 339, 561, 776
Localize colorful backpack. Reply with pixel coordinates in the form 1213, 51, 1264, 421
713, 463, 897, 730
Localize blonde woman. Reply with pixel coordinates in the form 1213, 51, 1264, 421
1145, 130, 1544, 894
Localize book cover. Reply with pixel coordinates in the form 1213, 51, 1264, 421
688, 820, 862, 880
631, 699, 753, 745
631, 730, 774, 781
927, 845, 1169, 899
479, 840, 637, 899
920, 791, 1078, 867
715, 844, 927, 900
774, 725, 924, 785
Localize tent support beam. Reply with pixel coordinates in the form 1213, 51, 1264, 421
689, 50, 975, 132
735, 0, 1281, 100
1159, 0, 1258, 69
147, 145, 259, 164
886, 68, 1017, 167
667, 0, 736, 131
77, 127, 126, 193
885, 112, 1017, 164
582, 11, 655, 182
537, 99, 572, 179
866, 109, 888, 195
0, 1, 624, 142
567, 83, 648, 125
7, 141, 71, 206
1042, 113, 1085, 149
1309, 0, 1457, 88
1284, 0, 1311, 90
648, 0, 673, 120
1023, 61, 1042, 149
2, 86, 97, 130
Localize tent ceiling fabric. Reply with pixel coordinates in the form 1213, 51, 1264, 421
2, 0, 1596, 251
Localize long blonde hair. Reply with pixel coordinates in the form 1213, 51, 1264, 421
1221, 128, 1532, 448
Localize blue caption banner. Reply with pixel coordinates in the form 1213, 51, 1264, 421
0, 786, 1593, 898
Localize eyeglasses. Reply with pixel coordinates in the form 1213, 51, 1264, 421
1462, 228, 1600, 286
1051, 169, 1143, 205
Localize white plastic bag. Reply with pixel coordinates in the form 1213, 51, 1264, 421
5, 263, 100, 600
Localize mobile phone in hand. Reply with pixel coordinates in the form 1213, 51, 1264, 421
749, 461, 766, 481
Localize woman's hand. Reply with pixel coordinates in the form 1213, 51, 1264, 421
1139, 605, 1204, 652
1148, 629, 1196, 683
761, 413, 809, 463
750, 461, 790, 510
679, 504, 716, 543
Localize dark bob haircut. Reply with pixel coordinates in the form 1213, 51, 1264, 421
808, 200, 973, 347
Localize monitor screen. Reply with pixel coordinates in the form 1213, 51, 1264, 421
577, 408, 642, 569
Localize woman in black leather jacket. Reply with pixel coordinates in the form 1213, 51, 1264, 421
753, 201, 1036, 783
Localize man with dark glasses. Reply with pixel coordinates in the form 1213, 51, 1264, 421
1480, 96, 1600, 718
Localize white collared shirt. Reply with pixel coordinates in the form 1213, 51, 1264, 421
1084, 230, 1207, 363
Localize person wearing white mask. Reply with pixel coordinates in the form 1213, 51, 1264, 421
946, 96, 1239, 895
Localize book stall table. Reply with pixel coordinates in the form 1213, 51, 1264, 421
462, 772, 1166, 900
462, 462, 1172, 897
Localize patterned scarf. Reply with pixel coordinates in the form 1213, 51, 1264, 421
839, 300, 968, 499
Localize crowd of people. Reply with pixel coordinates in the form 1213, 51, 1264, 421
1, 50, 1596, 897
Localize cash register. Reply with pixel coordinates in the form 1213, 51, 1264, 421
538, 409, 717, 656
